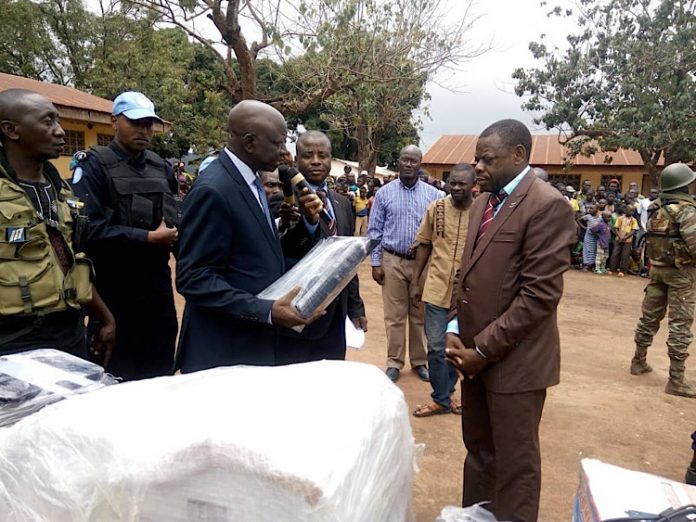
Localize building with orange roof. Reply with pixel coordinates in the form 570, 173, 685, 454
0, 73, 168, 178
422, 134, 662, 194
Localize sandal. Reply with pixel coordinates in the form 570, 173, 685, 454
413, 403, 451, 418
450, 399, 462, 415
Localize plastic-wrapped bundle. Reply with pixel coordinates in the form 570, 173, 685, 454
0, 360, 419, 522
258, 236, 378, 317
435, 504, 498, 522
0, 348, 116, 427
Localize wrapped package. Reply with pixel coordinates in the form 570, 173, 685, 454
0, 348, 116, 428
0, 360, 418, 522
258, 236, 378, 318
435, 504, 497, 522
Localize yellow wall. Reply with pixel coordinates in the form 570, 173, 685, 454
50, 119, 115, 179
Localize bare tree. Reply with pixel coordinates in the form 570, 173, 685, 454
125, 0, 485, 118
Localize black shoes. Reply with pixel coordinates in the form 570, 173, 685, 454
385, 367, 400, 383
413, 365, 430, 382
385, 366, 429, 382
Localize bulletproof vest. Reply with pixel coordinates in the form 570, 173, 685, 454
646, 194, 696, 267
0, 164, 93, 317
89, 146, 180, 230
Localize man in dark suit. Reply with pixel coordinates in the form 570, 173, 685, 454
175, 100, 324, 373
445, 119, 576, 521
277, 131, 367, 363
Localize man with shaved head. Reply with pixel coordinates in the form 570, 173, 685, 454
368, 144, 443, 383
175, 100, 325, 371
0, 89, 114, 361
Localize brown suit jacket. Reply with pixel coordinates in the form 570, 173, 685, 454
452, 171, 576, 393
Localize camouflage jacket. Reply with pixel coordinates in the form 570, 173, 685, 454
646, 193, 696, 268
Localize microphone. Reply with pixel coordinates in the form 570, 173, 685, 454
277, 164, 296, 205
277, 165, 333, 225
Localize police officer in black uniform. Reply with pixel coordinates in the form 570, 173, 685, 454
0, 89, 115, 362
72, 91, 178, 380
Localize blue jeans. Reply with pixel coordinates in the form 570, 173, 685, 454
424, 303, 458, 408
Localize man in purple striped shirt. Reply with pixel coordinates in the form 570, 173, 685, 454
368, 145, 443, 383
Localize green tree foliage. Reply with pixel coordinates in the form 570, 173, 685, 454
513, 0, 696, 186
0, 0, 230, 157
1, 0, 483, 167
0, 0, 92, 84
85, 23, 231, 157
128, 0, 484, 172
292, 2, 444, 173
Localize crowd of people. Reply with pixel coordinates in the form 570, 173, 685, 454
1, 86, 695, 522
553, 178, 659, 277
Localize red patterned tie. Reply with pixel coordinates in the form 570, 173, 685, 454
316, 189, 337, 236
477, 192, 504, 241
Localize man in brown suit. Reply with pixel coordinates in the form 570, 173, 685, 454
445, 119, 576, 521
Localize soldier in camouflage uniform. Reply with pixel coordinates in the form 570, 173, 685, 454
632, 163, 696, 398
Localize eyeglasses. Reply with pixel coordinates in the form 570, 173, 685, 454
399, 158, 420, 166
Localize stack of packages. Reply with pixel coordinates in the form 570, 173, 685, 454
574, 458, 696, 521
0, 360, 418, 521
0, 349, 117, 427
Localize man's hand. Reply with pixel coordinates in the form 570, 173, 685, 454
278, 202, 300, 231
351, 316, 368, 332
271, 286, 325, 329
148, 218, 178, 246
409, 282, 422, 306
298, 187, 323, 225
279, 149, 295, 167
91, 317, 115, 368
445, 333, 488, 379
372, 266, 385, 285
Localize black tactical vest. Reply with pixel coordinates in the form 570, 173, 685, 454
89, 146, 180, 230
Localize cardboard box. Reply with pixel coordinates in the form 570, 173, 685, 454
574, 458, 696, 521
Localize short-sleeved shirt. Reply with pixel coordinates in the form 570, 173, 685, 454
579, 213, 603, 233
354, 195, 369, 216
615, 215, 639, 242
415, 196, 469, 308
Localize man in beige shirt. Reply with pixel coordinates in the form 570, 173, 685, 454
410, 164, 474, 416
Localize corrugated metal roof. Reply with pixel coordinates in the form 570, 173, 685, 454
0, 72, 112, 114
423, 134, 661, 168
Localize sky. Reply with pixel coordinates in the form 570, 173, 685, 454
86, 0, 578, 153
417, 0, 577, 150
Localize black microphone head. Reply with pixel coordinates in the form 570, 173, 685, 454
278, 164, 299, 182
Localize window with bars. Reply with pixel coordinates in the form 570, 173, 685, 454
62, 130, 85, 156
548, 174, 581, 190
97, 133, 113, 147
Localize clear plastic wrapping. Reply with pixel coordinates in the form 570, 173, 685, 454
435, 504, 498, 522
0, 348, 116, 428
258, 236, 378, 318
0, 360, 418, 521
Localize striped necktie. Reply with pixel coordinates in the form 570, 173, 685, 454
477, 191, 506, 241
316, 188, 337, 236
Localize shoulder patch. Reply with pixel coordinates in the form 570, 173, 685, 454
71, 166, 83, 185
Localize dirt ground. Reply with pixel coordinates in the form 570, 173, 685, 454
174, 262, 696, 522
